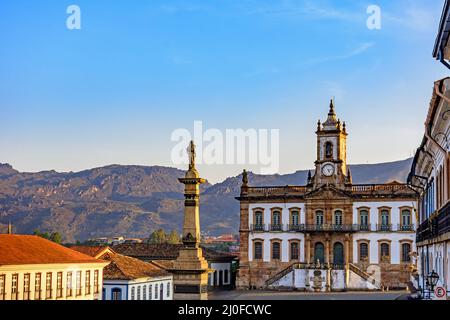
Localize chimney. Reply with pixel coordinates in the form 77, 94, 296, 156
7, 222, 12, 235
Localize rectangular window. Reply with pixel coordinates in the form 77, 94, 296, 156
11, 274, 18, 300
137, 286, 141, 300
166, 283, 170, 297
131, 287, 135, 300
85, 271, 91, 295
0, 275, 5, 300
76, 271, 82, 296
154, 284, 158, 299
94, 270, 99, 294
45, 272, 52, 299
66, 272, 73, 297
149, 284, 152, 300
143, 285, 147, 300
35, 273, 42, 300
290, 242, 299, 260
272, 242, 281, 260
254, 241, 263, 260
23, 273, 31, 300
56, 272, 63, 298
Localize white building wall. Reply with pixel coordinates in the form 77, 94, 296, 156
352, 232, 415, 264
248, 203, 306, 226
0, 264, 105, 300
104, 276, 173, 301
352, 201, 417, 230
209, 262, 231, 286
248, 232, 305, 263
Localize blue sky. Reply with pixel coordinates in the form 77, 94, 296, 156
0, 0, 447, 183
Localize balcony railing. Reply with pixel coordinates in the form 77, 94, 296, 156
304, 224, 356, 232
288, 224, 305, 232
351, 184, 411, 193
397, 224, 414, 232
417, 201, 450, 242
250, 224, 266, 232
269, 224, 283, 232
376, 224, 392, 232
354, 224, 371, 232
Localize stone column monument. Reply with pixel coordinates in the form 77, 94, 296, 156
170, 141, 210, 300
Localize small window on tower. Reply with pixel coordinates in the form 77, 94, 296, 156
325, 142, 333, 158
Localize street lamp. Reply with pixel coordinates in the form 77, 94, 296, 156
426, 270, 440, 291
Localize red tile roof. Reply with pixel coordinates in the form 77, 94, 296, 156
111, 243, 236, 262
69, 245, 113, 259
99, 251, 171, 280
0, 235, 106, 266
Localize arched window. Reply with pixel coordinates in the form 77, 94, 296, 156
143, 285, 147, 300
130, 287, 135, 300
291, 210, 300, 226
154, 284, 158, 299
380, 243, 390, 263
272, 211, 281, 225
401, 209, 412, 230
359, 209, 369, 230
111, 288, 122, 300
359, 243, 369, 262
166, 282, 171, 297
315, 211, 324, 226
272, 242, 281, 260
325, 142, 333, 158
379, 209, 390, 231
254, 211, 263, 229
290, 242, 300, 260
254, 241, 263, 260
314, 242, 325, 264
334, 210, 343, 225
401, 243, 411, 262
333, 242, 344, 265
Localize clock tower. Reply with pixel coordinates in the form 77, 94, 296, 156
310, 100, 351, 189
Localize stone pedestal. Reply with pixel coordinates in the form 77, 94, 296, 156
171, 247, 210, 300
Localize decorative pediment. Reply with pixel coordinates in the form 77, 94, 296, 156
305, 184, 352, 200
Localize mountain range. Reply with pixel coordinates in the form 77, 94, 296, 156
0, 158, 413, 242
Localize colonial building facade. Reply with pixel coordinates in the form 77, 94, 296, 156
237, 102, 418, 291
407, 0, 450, 299
0, 235, 108, 300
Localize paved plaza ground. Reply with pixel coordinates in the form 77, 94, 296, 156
209, 290, 410, 300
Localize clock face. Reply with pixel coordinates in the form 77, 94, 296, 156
322, 164, 335, 177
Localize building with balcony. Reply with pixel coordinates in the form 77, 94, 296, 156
409, 77, 450, 298
237, 102, 418, 291
0, 235, 108, 300
407, 0, 450, 299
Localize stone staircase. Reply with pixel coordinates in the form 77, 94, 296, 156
265, 263, 305, 287
264, 262, 381, 290
348, 263, 381, 289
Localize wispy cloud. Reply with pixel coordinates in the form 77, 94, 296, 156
303, 42, 375, 67
383, 5, 437, 32
238, 0, 363, 23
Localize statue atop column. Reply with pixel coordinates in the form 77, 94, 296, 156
187, 140, 196, 170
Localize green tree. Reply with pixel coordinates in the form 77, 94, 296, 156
149, 229, 167, 244
167, 230, 181, 244
33, 229, 62, 244
50, 232, 62, 244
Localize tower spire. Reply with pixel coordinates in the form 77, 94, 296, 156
329, 98, 336, 116
7, 221, 12, 235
